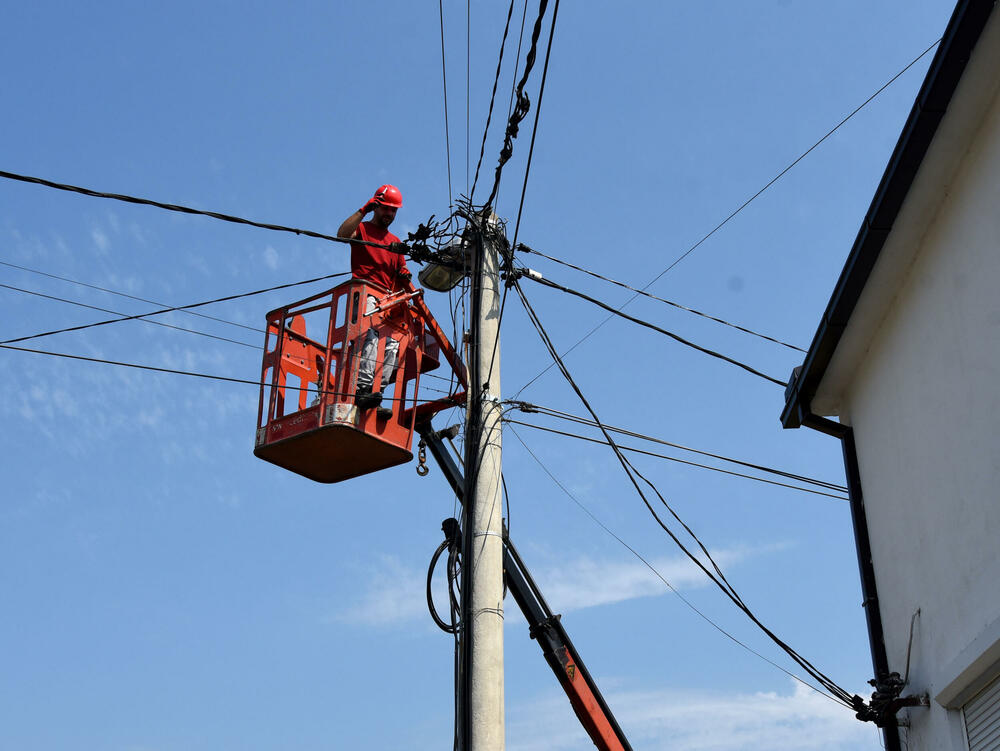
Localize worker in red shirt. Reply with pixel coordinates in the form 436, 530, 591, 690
337, 184, 413, 414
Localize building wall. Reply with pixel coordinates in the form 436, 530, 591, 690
838, 78, 1000, 749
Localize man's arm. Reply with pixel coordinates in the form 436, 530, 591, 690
337, 200, 377, 239
396, 264, 414, 292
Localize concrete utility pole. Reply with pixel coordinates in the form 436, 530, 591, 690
459, 212, 505, 750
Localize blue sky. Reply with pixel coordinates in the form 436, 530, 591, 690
0, 2, 957, 749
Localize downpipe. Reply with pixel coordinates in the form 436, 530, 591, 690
800, 413, 910, 751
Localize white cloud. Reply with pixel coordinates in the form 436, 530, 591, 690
263, 245, 280, 271
104, 272, 145, 295
333, 544, 788, 630
136, 405, 165, 428
331, 555, 426, 626
155, 343, 228, 374
128, 222, 149, 246
183, 252, 213, 278
530, 543, 789, 614
91, 226, 110, 254
507, 680, 879, 751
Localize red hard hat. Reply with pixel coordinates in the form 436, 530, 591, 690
372, 184, 403, 208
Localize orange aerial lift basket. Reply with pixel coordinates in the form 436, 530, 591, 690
254, 279, 467, 483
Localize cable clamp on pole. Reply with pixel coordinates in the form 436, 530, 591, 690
502, 266, 542, 287
503, 399, 537, 413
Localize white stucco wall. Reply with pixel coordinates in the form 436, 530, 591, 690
829, 44, 1000, 750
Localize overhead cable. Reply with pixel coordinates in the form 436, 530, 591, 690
511, 277, 858, 709
506, 424, 846, 704
438, 0, 455, 209
523, 270, 786, 386
482, 0, 560, 387
466, 0, 471, 195
483, 0, 550, 208
469, 0, 518, 200
1, 343, 276, 389
1, 283, 259, 350
511, 36, 942, 397
0, 169, 398, 251
501, 2, 531, 202
644, 37, 943, 285
1, 272, 350, 346
0, 258, 262, 333
505, 419, 846, 500
516, 244, 805, 352
506, 401, 846, 492
2, 265, 456, 387
510, 0, 559, 251
0, 342, 456, 404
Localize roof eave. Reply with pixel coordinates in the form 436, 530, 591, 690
781, 0, 997, 429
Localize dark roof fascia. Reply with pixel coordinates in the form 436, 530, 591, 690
781, 0, 997, 429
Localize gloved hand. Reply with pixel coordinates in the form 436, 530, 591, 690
361, 199, 378, 215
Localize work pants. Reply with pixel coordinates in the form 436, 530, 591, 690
357, 294, 399, 391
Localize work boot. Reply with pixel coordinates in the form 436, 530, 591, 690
355, 385, 383, 410
375, 406, 393, 421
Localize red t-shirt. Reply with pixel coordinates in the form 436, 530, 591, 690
351, 222, 408, 292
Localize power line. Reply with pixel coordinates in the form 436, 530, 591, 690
0, 258, 262, 334
1, 272, 350, 346
470, 0, 518, 201
506, 400, 846, 492
517, 244, 806, 352
506, 424, 848, 705
482, 0, 560, 389
510, 0, 558, 252
466, 0, 471, 196
483, 0, 551, 208
438, 0, 454, 210
511, 276, 858, 708
0, 169, 398, 251
506, 0, 529, 123
524, 270, 786, 387
2, 261, 458, 386
511, 37, 942, 398
0, 342, 445, 405
623, 448, 856, 705
645, 36, 942, 287
0, 283, 260, 350
490, 0, 530, 212
1, 343, 273, 389
505, 419, 846, 500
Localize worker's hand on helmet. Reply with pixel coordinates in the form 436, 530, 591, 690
361, 200, 378, 215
